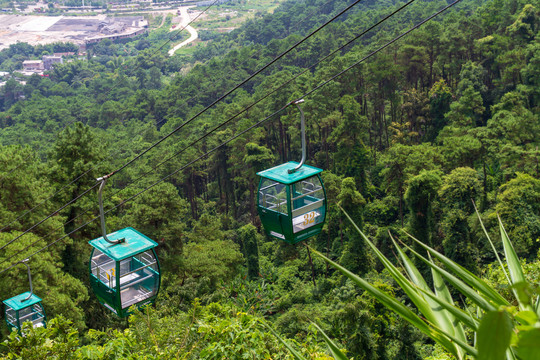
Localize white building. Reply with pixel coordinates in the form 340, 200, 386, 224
22, 60, 44, 72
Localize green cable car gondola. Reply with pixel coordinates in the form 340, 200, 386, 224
257, 100, 327, 244
3, 260, 46, 332
89, 175, 161, 318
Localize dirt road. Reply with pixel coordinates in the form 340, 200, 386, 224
168, 6, 198, 56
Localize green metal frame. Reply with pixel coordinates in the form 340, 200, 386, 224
257, 162, 327, 244
89, 227, 161, 318
3, 292, 46, 332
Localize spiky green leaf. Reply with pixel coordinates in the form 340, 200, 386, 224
473, 203, 510, 283
418, 288, 479, 330
498, 216, 525, 286
430, 258, 469, 354
498, 216, 532, 312
310, 322, 349, 360
310, 247, 464, 358
261, 321, 307, 360
405, 231, 509, 307
340, 207, 450, 337
401, 242, 497, 312
390, 234, 466, 357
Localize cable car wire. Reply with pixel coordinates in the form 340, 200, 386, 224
0, 167, 97, 234
0, 0, 366, 249
0, 0, 357, 234
0, 0, 463, 276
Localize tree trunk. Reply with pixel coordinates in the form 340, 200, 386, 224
278, 120, 285, 162
326, 229, 330, 278
249, 180, 256, 225
306, 245, 317, 287
399, 187, 404, 227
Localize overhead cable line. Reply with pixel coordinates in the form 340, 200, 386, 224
0, 167, 98, 234
0, 0, 367, 258
0, 0, 431, 263
0, 0, 463, 276
0, 0, 344, 233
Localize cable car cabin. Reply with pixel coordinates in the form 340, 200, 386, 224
3, 292, 46, 331
89, 227, 160, 318
257, 161, 326, 244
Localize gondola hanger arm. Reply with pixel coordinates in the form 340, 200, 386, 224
97, 174, 124, 245
288, 99, 306, 174
19, 259, 33, 302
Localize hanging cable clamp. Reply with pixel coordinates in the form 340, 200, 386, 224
288, 99, 307, 174
96, 172, 115, 182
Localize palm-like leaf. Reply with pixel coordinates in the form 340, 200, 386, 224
404, 230, 509, 307
498, 215, 533, 312
310, 247, 469, 358
400, 241, 499, 312
338, 206, 467, 357
272, 206, 536, 360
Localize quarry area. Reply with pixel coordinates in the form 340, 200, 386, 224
0, 14, 148, 50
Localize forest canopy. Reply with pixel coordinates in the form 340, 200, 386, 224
0, 0, 538, 358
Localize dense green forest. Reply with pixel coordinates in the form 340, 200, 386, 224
0, 0, 539, 358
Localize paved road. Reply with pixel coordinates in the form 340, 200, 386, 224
168, 6, 198, 56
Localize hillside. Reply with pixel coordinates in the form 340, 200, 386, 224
0, 0, 539, 358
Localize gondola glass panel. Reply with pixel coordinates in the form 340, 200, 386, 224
89, 227, 160, 317
3, 292, 46, 331
290, 175, 325, 233
257, 161, 326, 244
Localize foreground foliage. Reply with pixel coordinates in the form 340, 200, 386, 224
0, 302, 332, 359
309, 209, 540, 359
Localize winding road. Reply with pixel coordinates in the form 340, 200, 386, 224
168, 6, 198, 56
